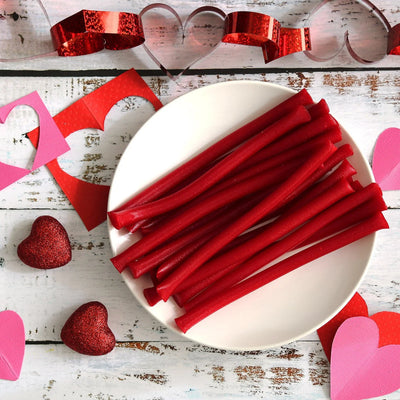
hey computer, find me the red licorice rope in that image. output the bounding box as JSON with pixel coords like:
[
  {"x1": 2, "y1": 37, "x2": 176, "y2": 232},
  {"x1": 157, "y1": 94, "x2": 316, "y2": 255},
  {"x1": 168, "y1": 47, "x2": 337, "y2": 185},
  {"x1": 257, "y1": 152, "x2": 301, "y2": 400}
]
[
  {"x1": 109, "y1": 105, "x2": 311, "y2": 229},
  {"x1": 155, "y1": 142, "x2": 335, "y2": 301},
  {"x1": 175, "y1": 212, "x2": 389, "y2": 333},
  {"x1": 109, "y1": 89, "x2": 313, "y2": 217},
  {"x1": 181, "y1": 183, "x2": 384, "y2": 310}
]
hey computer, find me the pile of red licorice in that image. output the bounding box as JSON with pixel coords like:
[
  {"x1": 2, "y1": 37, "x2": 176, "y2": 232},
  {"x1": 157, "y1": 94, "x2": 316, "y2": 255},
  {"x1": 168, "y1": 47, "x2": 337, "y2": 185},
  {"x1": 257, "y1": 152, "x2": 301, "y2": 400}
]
[{"x1": 108, "y1": 89, "x2": 388, "y2": 333}]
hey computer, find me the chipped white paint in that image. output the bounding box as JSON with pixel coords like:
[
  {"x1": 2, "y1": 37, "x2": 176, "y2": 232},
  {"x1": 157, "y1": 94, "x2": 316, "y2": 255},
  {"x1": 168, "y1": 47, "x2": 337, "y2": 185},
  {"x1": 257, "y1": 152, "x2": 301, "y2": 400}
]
[{"x1": 0, "y1": 0, "x2": 400, "y2": 398}]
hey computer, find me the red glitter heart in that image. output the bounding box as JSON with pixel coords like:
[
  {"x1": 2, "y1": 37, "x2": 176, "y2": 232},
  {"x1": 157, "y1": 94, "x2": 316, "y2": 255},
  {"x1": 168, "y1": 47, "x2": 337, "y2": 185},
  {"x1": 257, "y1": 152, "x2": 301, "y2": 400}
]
[
  {"x1": 17, "y1": 215, "x2": 72, "y2": 269},
  {"x1": 61, "y1": 302, "x2": 116, "y2": 356}
]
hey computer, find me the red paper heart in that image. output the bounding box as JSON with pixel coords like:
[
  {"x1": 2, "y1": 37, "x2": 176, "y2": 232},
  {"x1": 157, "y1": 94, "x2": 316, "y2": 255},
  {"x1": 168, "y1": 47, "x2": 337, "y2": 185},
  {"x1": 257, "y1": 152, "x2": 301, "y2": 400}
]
[
  {"x1": 318, "y1": 293, "x2": 400, "y2": 360},
  {"x1": 371, "y1": 311, "x2": 400, "y2": 347},
  {"x1": 140, "y1": 5, "x2": 225, "y2": 79},
  {"x1": 17, "y1": 215, "x2": 72, "y2": 269},
  {"x1": 61, "y1": 302, "x2": 115, "y2": 356}
]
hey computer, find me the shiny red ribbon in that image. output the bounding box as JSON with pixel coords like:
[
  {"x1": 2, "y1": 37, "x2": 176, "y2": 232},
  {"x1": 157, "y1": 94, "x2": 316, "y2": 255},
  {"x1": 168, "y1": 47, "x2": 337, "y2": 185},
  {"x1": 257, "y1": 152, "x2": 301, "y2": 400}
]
[
  {"x1": 222, "y1": 12, "x2": 310, "y2": 63},
  {"x1": 50, "y1": 10, "x2": 145, "y2": 56}
]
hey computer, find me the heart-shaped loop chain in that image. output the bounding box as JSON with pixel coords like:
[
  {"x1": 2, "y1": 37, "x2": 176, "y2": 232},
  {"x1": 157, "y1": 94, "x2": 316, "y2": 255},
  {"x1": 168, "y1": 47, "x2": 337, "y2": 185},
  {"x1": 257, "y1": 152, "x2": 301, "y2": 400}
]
[
  {"x1": 140, "y1": 4, "x2": 226, "y2": 80},
  {"x1": 305, "y1": 0, "x2": 395, "y2": 63},
  {"x1": 4, "y1": 0, "x2": 399, "y2": 66}
]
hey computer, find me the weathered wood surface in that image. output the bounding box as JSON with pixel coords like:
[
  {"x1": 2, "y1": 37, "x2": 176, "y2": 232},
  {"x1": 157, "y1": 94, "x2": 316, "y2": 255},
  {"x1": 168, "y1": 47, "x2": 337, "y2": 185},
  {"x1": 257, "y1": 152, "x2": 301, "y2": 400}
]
[{"x1": 1, "y1": 0, "x2": 400, "y2": 398}]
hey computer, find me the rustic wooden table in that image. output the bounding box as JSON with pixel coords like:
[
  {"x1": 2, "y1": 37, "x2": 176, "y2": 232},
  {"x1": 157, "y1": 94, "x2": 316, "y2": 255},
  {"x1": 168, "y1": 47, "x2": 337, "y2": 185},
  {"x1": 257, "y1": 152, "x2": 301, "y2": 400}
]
[{"x1": 1, "y1": 0, "x2": 399, "y2": 398}]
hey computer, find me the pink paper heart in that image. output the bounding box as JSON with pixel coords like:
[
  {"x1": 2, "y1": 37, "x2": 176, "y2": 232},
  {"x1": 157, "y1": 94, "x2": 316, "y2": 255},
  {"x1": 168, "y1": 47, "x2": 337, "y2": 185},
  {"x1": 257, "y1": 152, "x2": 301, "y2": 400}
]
[
  {"x1": 372, "y1": 128, "x2": 400, "y2": 191},
  {"x1": 140, "y1": 5, "x2": 225, "y2": 79},
  {"x1": 0, "y1": 311, "x2": 25, "y2": 381},
  {"x1": 331, "y1": 316, "x2": 400, "y2": 400}
]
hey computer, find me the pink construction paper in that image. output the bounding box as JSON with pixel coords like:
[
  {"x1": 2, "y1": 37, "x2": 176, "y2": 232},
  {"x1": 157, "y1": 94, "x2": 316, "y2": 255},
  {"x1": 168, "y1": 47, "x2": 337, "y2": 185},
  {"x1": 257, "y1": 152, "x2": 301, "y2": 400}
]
[
  {"x1": 331, "y1": 316, "x2": 400, "y2": 400},
  {"x1": 372, "y1": 127, "x2": 400, "y2": 191},
  {"x1": 0, "y1": 310, "x2": 25, "y2": 381},
  {"x1": 0, "y1": 91, "x2": 70, "y2": 191}
]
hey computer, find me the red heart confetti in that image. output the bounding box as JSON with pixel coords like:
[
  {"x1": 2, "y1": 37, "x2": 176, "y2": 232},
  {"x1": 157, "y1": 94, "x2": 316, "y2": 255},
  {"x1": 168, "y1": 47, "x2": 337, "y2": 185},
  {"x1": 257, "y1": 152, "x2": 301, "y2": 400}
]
[
  {"x1": 17, "y1": 215, "x2": 72, "y2": 269},
  {"x1": 61, "y1": 302, "x2": 115, "y2": 356}
]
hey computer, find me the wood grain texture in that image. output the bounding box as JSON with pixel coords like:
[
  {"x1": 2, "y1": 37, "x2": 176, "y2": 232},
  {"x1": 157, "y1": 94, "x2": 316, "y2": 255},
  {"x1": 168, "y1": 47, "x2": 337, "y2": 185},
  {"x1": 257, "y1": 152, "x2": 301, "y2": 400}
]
[
  {"x1": 0, "y1": 0, "x2": 400, "y2": 398},
  {"x1": 0, "y1": 342, "x2": 331, "y2": 400}
]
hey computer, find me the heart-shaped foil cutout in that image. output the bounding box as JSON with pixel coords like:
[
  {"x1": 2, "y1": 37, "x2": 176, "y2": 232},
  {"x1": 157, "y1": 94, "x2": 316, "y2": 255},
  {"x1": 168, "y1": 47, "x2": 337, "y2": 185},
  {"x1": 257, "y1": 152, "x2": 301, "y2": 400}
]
[
  {"x1": 0, "y1": 0, "x2": 56, "y2": 61},
  {"x1": 140, "y1": 4, "x2": 226, "y2": 80},
  {"x1": 305, "y1": 0, "x2": 390, "y2": 63}
]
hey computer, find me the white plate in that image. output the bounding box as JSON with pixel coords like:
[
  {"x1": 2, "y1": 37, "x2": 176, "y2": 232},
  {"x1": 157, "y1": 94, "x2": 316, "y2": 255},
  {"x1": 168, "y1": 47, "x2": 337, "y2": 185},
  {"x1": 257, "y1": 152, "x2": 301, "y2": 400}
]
[{"x1": 108, "y1": 80, "x2": 375, "y2": 351}]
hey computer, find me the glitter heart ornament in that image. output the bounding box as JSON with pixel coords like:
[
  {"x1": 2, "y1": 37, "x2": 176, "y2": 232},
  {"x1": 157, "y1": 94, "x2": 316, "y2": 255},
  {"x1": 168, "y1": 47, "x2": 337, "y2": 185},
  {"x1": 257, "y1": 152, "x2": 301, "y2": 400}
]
[
  {"x1": 17, "y1": 215, "x2": 72, "y2": 269},
  {"x1": 0, "y1": 311, "x2": 25, "y2": 381},
  {"x1": 61, "y1": 302, "x2": 116, "y2": 356}
]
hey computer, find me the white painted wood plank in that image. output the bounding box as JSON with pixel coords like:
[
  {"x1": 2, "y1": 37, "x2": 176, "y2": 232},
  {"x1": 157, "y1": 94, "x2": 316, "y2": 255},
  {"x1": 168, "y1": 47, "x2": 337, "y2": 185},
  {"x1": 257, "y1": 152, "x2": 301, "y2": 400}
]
[
  {"x1": 0, "y1": 0, "x2": 398, "y2": 71},
  {"x1": 0, "y1": 342, "x2": 331, "y2": 400},
  {"x1": 1, "y1": 340, "x2": 400, "y2": 400}
]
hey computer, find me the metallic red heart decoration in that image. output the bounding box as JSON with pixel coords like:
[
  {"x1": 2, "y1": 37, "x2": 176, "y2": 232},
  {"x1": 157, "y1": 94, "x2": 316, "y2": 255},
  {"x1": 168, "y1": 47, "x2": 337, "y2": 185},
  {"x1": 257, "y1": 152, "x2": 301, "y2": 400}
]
[
  {"x1": 17, "y1": 215, "x2": 72, "y2": 269},
  {"x1": 61, "y1": 302, "x2": 115, "y2": 356}
]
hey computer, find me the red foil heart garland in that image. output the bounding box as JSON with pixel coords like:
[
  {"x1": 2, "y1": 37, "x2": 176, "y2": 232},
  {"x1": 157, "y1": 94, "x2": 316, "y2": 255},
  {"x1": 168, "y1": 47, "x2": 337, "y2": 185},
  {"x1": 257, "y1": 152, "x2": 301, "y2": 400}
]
[
  {"x1": 1, "y1": 0, "x2": 399, "y2": 67},
  {"x1": 49, "y1": 6, "x2": 310, "y2": 63}
]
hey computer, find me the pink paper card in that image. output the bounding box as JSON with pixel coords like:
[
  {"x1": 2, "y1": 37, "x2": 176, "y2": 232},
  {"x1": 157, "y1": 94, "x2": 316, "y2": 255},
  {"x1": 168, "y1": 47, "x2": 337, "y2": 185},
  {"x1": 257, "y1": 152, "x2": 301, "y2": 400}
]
[
  {"x1": 0, "y1": 92, "x2": 70, "y2": 190},
  {"x1": 0, "y1": 310, "x2": 25, "y2": 381},
  {"x1": 28, "y1": 69, "x2": 163, "y2": 231},
  {"x1": 372, "y1": 127, "x2": 400, "y2": 191}
]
